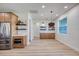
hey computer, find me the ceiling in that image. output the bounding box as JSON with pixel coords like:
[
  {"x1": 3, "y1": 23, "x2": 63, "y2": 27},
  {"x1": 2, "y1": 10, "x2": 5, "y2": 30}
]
[{"x1": 0, "y1": 3, "x2": 78, "y2": 21}]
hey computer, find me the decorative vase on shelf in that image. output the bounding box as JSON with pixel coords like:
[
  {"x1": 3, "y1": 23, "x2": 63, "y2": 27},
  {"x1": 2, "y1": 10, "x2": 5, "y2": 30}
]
[{"x1": 16, "y1": 20, "x2": 23, "y2": 25}]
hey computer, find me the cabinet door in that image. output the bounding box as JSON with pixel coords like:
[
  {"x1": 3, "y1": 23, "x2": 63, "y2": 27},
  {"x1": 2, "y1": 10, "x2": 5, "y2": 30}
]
[
  {"x1": 0, "y1": 13, "x2": 5, "y2": 22},
  {"x1": 4, "y1": 13, "x2": 11, "y2": 22},
  {"x1": 11, "y1": 14, "x2": 18, "y2": 35},
  {"x1": 40, "y1": 33, "x2": 48, "y2": 39},
  {"x1": 40, "y1": 33, "x2": 55, "y2": 39},
  {"x1": 48, "y1": 33, "x2": 55, "y2": 39}
]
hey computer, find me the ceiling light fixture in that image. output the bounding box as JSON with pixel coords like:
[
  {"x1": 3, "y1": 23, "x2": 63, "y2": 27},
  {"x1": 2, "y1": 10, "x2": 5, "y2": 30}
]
[
  {"x1": 64, "y1": 6, "x2": 68, "y2": 9},
  {"x1": 42, "y1": 5, "x2": 46, "y2": 8},
  {"x1": 51, "y1": 10, "x2": 53, "y2": 14},
  {"x1": 48, "y1": 10, "x2": 54, "y2": 28}
]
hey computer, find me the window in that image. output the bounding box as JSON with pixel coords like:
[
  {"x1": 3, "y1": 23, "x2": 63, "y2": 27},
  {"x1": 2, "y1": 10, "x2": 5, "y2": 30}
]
[{"x1": 59, "y1": 17, "x2": 67, "y2": 34}]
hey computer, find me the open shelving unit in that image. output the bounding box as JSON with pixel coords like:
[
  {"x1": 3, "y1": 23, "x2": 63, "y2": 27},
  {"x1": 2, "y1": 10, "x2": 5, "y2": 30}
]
[
  {"x1": 16, "y1": 24, "x2": 27, "y2": 30},
  {"x1": 16, "y1": 21, "x2": 27, "y2": 35}
]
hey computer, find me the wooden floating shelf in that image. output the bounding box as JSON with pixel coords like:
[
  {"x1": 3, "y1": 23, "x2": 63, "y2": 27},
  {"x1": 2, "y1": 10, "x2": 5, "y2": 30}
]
[
  {"x1": 16, "y1": 24, "x2": 26, "y2": 26},
  {"x1": 16, "y1": 29, "x2": 27, "y2": 30}
]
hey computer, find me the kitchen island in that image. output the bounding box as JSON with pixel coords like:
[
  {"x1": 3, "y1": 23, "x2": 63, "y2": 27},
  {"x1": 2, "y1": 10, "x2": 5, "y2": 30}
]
[{"x1": 40, "y1": 31, "x2": 55, "y2": 39}]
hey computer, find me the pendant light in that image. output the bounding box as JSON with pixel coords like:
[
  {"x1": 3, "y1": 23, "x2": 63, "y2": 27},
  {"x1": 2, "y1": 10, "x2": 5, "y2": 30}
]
[{"x1": 48, "y1": 10, "x2": 55, "y2": 29}]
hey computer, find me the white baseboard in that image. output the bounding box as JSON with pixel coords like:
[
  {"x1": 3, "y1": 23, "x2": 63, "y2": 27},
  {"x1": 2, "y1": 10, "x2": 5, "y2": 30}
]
[{"x1": 57, "y1": 39, "x2": 79, "y2": 52}]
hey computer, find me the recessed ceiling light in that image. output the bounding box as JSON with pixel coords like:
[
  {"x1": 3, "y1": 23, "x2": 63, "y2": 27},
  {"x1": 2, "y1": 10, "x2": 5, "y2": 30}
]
[
  {"x1": 64, "y1": 6, "x2": 68, "y2": 9},
  {"x1": 42, "y1": 5, "x2": 46, "y2": 8}
]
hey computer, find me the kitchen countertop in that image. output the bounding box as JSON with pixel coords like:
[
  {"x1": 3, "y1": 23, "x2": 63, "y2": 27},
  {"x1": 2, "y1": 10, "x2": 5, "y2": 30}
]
[{"x1": 40, "y1": 30, "x2": 55, "y2": 33}]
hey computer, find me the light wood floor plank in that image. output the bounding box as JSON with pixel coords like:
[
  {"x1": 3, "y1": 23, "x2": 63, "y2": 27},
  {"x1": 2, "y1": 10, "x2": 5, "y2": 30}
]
[{"x1": 0, "y1": 39, "x2": 79, "y2": 56}]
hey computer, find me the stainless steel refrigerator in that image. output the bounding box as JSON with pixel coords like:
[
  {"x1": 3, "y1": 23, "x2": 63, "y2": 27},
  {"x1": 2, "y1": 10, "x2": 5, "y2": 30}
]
[{"x1": 0, "y1": 22, "x2": 11, "y2": 50}]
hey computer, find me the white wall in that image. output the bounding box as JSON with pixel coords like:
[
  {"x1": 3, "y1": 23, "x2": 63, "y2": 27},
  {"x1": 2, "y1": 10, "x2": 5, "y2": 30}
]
[
  {"x1": 33, "y1": 22, "x2": 40, "y2": 38},
  {"x1": 28, "y1": 14, "x2": 34, "y2": 42},
  {"x1": 55, "y1": 5, "x2": 79, "y2": 52}
]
